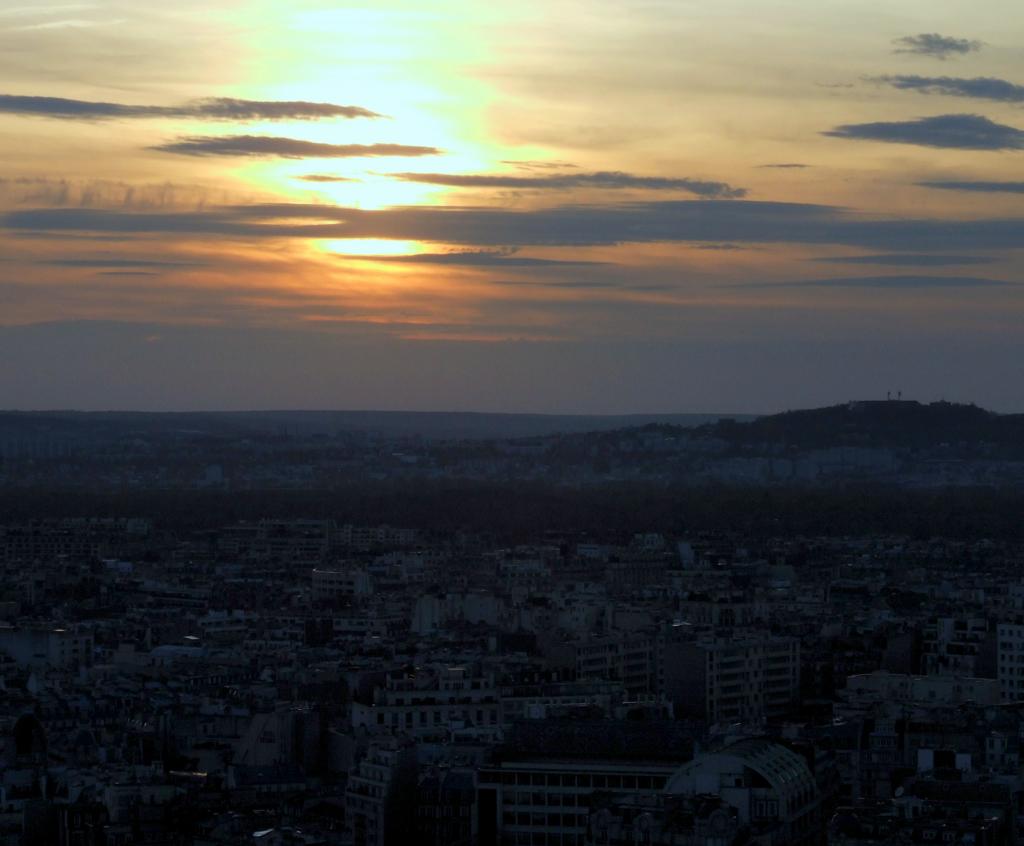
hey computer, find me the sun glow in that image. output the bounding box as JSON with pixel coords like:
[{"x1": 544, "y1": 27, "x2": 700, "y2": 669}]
[
  {"x1": 319, "y1": 238, "x2": 426, "y2": 257},
  {"x1": 229, "y1": 2, "x2": 500, "y2": 210},
  {"x1": 287, "y1": 168, "x2": 443, "y2": 211}
]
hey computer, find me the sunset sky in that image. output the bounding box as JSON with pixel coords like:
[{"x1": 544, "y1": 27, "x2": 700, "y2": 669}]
[{"x1": 2, "y1": 0, "x2": 1023, "y2": 413}]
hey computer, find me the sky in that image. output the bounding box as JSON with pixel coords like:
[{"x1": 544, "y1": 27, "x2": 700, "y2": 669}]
[{"x1": 1, "y1": 0, "x2": 1023, "y2": 413}]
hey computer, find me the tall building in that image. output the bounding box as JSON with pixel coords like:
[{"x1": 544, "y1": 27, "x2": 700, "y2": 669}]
[
  {"x1": 921, "y1": 616, "x2": 993, "y2": 678},
  {"x1": 345, "y1": 738, "x2": 416, "y2": 846},
  {"x1": 664, "y1": 635, "x2": 800, "y2": 726},
  {"x1": 996, "y1": 619, "x2": 1024, "y2": 702},
  {"x1": 416, "y1": 768, "x2": 477, "y2": 846},
  {"x1": 575, "y1": 632, "x2": 658, "y2": 696}
]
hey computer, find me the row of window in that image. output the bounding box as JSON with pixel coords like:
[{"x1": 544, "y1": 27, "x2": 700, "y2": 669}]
[
  {"x1": 503, "y1": 811, "x2": 584, "y2": 827},
  {"x1": 505, "y1": 791, "x2": 606, "y2": 808},
  {"x1": 487, "y1": 772, "x2": 666, "y2": 790},
  {"x1": 373, "y1": 708, "x2": 499, "y2": 726},
  {"x1": 504, "y1": 833, "x2": 585, "y2": 846}
]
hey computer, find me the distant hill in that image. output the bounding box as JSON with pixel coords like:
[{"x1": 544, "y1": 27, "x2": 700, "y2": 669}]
[
  {"x1": 699, "y1": 400, "x2": 1024, "y2": 451},
  {"x1": 3, "y1": 402, "x2": 1021, "y2": 449},
  {"x1": 0, "y1": 409, "x2": 753, "y2": 442}
]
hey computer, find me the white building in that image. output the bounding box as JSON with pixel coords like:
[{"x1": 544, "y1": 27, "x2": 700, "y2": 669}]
[
  {"x1": 345, "y1": 738, "x2": 416, "y2": 846},
  {"x1": 351, "y1": 666, "x2": 501, "y2": 740},
  {"x1": 996, "y1": 619, "x2": 1024, "y2": 702},
  {"x1": 0, "y1": 625, "x2": 93, "y2": 669},
  {"x1": 664, "y1": 635, "x2": 800, "y2": 725},
  {"x1": 478, "y1": 758, "x2": 678, "y2": 846},
  {"x1": 311, "y1": 568, "x2": 372, "y2": 603},
  {"x1": 843, "y1": 671, "x2": 999, "y2": 708}
]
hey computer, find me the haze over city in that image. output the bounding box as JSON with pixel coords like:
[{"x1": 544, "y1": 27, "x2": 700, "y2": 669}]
[{"x1": 1, "y1": 1, "x2": 1023, "y2": 412}]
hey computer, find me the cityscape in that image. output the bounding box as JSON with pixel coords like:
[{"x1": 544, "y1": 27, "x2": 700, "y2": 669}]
[
  {"x1": 3, "y1": 399, "x2": 1024, "y2": 844},
  {"x1": 3, "y1": 0, "x2": 1024, "y2": 843}
]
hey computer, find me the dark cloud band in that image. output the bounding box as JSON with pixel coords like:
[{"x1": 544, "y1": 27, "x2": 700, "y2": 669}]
[
  {"x1": 893, "y1": 33, "x2": 982, "y2": 60},
  {"x1": 387, "y1": 171, "x2": 746, "y2": 198},
  {"x1": 824, "y1": 114, "x2": 1024, "y2": 150},
  {"x1": 8, "y1": 199, "x2": 1024, "y2": 252},
  {"x1": 813, "y1": 254, "x2": 994, "y2": 267},
  {"x1": 0, "y1": 94, "x2": 380, "y2": 121},
  {"x1": 918, "y1": 180, "x2": 1024, "y2": 194},
  {"x1": 876, "y1": 75, "x2": 1024, "y2": 103},
  {"x1": 152, "y1": 136, "x2": 441, "y2": 158},
  {"x1": 296, "y1": 175, "x2": 361, "y2": 183},
  {"x1": 346, "y1": 250, "x2": 606, "y2": 267},
  {"x1": 787, "y1": 275, "x2": 1012, "y2": 288},
  {"x1": 40, "y1": 258, "x2": 205, "y2": 269}
]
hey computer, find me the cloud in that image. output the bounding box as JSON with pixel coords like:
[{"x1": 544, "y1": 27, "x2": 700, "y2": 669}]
[
  {"x1": 917, "y1": 180, "x2": 1024, "y2": 194},
  {"x1": 0, "y1": 177, "x2": 242, "y2": 210},
  {"x1": 387, "y1": 170, "x2": 747, "y2": 198},
  {"x1": 345, "y1": 249, "x2": 607, "y2": 267},
  {"x1": 500, "y1": 160, "x2": 579, "y2": 171},
  {"x1": 813, "y1": 254, "x2": 995, "y2": 267},
  {"x1": 0, "y1": 94, "x2": 381, "y2": 121},
  {"x1": 490, "y1": 278, "x2": 641, "y2": 290},
  {"x1": 784, "y1": 275, "x2": 1013, "y2": 288},
  {"x1": 893, "y1": 33, "x2": 982, "y2": 60},
  {"x1": 758, "y1": 163, "x2": 810, "y2": 169},
  {"x1": 9, "y1": 199, "x2": 1024, "y2": 252},
  {"x1": 876, "y1": 75, "x2": 1024, "y2": 103},
  {"x1": 152, "y1": 136, "x2": 441, "y2": 158},
  {"x1": 40, "y1": 258, "x2": 205, "y2": 269},
  {"x1": 187, "y1": 99, "x2": 380, "y2": 121},
  {"x1": 296, "y1": 174, "x2": 361, "y2": 183},
  {"x1": 823, "y1": 114, "x2": 1024, "y2": 150}
]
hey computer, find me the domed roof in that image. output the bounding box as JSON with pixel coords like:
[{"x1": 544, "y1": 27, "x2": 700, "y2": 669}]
[{"x1": 664, "y1": 738, "x2": 815, "y2": 802}]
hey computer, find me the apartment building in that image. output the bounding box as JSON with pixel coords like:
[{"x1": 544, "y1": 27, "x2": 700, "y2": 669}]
[
  {"x1": 351, "y1": 666, "x2": 501, "y2": 741},
  {"x1": 664, "y1": 634, "x2": 800, "y2": 725}
]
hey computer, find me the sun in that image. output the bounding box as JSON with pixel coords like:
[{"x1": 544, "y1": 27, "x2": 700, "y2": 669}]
[{"x1": 318, "y1": 239, "x2": 427, "y2": 257}]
